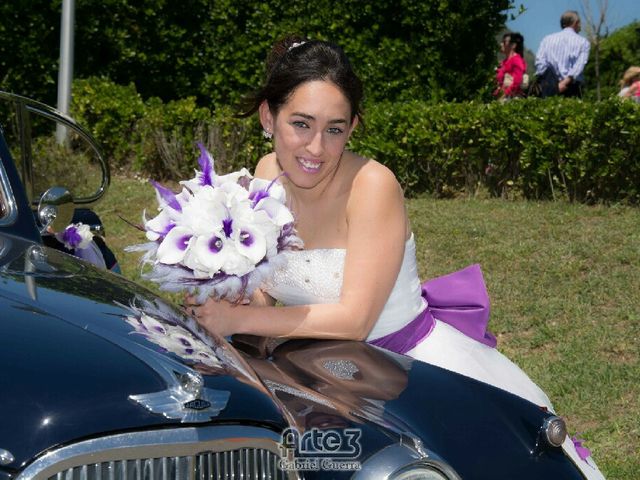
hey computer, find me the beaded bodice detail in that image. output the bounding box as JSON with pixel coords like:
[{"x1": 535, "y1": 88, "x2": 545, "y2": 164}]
[
  {"x1": 263, "y1": 235, "x2": 426, "y2": 340},
  {"x1": 264, "y1": 249, "x2": 345, "y2": 304}
]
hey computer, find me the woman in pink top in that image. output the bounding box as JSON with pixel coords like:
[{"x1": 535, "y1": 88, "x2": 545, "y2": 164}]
[{"x1": 494, "y1": 32, "x2": 527, "y2": 99}]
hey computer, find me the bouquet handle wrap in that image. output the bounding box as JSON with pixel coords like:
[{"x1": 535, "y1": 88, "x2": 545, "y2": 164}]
[{"x1": 422, "y1": 264, "x2": 496, "y2": 348}]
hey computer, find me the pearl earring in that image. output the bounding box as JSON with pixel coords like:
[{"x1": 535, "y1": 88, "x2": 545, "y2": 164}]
[{"x1": 262, "y1": 130, "x2": 272, "y2": 139}]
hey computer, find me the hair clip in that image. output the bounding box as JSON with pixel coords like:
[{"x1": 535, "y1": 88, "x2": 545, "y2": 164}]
[{"x1": 288, "y1": 41, "x2": 306, "y2": 52}]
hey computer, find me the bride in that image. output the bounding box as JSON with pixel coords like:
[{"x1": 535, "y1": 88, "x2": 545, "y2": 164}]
[
  {"x1": 189, "y1": 36, "x2": 602, "y2": 476},
  {"x1": 190, "y1": 35, "x2": 549, "y2": 405}
]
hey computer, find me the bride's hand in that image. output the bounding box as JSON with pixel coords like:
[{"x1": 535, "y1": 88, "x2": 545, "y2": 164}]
[{"x1": 185, "y1": 294, "x2": 241, "y2": 338}]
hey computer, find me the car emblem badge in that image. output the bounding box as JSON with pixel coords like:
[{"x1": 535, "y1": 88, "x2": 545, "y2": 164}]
[
  {"x1": 184, "y1": 398, "x2": 212, "y2": 410},
  {"x1": 86, "y1": 317, "x2": 230, "y2": 423}
]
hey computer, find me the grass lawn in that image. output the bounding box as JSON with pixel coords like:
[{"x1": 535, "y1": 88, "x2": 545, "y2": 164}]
[{"x1": 97, "y1": 175, "x2": 639, "y2": 479}]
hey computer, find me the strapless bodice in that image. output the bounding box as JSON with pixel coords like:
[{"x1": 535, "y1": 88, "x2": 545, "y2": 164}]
[{"x1": 263, "y1": 235, "x2": 427, "y2": 340}]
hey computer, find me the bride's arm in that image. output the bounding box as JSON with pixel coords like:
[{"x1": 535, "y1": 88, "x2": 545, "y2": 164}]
[
  {"x1": 193, "y1": 160, "x2": 407, "y2": 340},
  {"x1": 250, "y1": 289, "x2": 276, "y2": 307}
]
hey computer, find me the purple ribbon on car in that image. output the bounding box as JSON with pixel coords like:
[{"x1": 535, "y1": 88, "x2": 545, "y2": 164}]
[{"x1": 368, "y1": 264, "x2": 497, "y2": 354}]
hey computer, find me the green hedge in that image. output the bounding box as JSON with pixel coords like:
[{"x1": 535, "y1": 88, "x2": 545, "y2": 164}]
[
  {"x1": 351, "y1": 98, "x2": 640, "y2": 203},
  {"x1": 71, "y1": 77, "x2": 269, "y2": 178},
  {"x1": 71, "y1": 78, "x2": 640, "y2": 204}
]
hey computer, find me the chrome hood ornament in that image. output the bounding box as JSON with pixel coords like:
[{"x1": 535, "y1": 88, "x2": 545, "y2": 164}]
[
  {"x1": 130, "y1": 369, "x2": 230, "y2": 423},
  {"x1": 120, "y1": 338, "x2": 230, "y2": 423},
  {"x1": 87, "y1": 318, "x2": 230, "y2": 423}
]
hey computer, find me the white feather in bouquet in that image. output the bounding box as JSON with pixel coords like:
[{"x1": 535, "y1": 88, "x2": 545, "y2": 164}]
[{"x1": 126, "y1": 143, "x2": 302, "y2": 303}]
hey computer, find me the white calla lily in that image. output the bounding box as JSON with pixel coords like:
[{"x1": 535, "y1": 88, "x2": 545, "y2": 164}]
[
  {"x1": 233, "y1": 224, "x2": 267, "y2": 264},
  {"x1": 185, "y1": 233, "x2": 228, "y2": 276},
  {"x1": 215, "y1": 168, "x2": 252, "y2": 187},
  {"x1": 138, "y1": 313, "x2": 167, "y2": 335},
  {"x1": 221, "y1": 247, "x2": 255, "y2": 276},
  {"x1": 156, "y1": 226, "x2": 194, "y2": 264},
  {"x1": 219, "y1": 181, "x2": 250, "y2": 205},
  {"x1": 180, "y1": 187, "x2": 228, "y2": 235},
  {"x1": 144, "y1": 209, "x2": 176, "y2": 241},
  {"x1": 248, "y1": 177, "x2": 287, "y2": 204},
  {"x1": 254, "y1": 196, "x2": 295, "y2": 226},
  {"x1": 252, "y1": 210, "x2": 281, "y2": 257}
]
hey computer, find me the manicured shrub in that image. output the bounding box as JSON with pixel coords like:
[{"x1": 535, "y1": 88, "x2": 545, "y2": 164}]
[
  {"x1": 350, "y1": 98, "x2": 640, "y2": 203},
  {"x1": 71, "y1": 77, "x2": 145, "y2": 168},
  {"x1": 73, "y1": 78, "x2": 640, "y2": 204}
]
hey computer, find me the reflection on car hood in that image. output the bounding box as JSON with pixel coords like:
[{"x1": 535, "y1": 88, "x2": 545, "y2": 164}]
[
  {"x1": 0, "y1": 234, "x2": 289, "y2": 468},
  {"x1": 232, "y1": 338, "x2": 585, "y2": 480}
]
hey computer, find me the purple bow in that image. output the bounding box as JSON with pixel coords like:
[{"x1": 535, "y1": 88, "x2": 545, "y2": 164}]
[
  {"x1": 369, "y1": 264, "x2": 496, "y2": 354},
  {"x1": 422, "y1": 264, "x2": 496, "y2": 348}
]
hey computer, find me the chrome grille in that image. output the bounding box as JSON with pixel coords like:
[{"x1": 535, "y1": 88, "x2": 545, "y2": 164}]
[
  {"x1": 17, "y1": 426, "x2": 297, "y2": 480},
  {"x1": 48, "y1": 448, "x2": 286, "y2": 480}
]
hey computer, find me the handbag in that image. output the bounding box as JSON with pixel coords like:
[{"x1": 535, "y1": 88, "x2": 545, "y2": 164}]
[{"x1": 529, "y1": 69, "x2": 558, "y2": 98}]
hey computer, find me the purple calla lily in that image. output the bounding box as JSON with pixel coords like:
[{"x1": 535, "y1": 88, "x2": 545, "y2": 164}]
[
  {"x1": 56, "y1": 222, "x2": 94, "y2": 250},
  {"x1": 571, "y1": 436, "x2": 592, "y2": 463},
  {"x1": 197, "y1": 142, "x2": 214, "y2": 186},
  {"x1": 151, "y1": 180, "x2": 182, "y2": 212}
]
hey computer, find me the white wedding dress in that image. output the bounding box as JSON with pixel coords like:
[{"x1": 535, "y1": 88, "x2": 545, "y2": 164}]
[
  {"x1": 264, "y1": 234, "x2": 553, "y2": 408},
  {"x1": 263, "y1": 235, "x2": 606, "y2": 479}
]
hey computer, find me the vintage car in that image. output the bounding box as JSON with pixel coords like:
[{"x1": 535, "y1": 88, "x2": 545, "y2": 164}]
[{"x1": 0, "y1": 92, "x2": 604, "y2": 479}]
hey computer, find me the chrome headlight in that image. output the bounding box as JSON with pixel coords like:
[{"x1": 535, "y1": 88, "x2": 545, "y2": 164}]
[
  {"x1": 353, "y1": 442, "x2": 461, "y2": 480},
  {"x1": 389, "y1": 462, "x2": 455, "y2": 480},
  {"x1": 542, "y1": 415, "x2": 567, "y2": 448}
]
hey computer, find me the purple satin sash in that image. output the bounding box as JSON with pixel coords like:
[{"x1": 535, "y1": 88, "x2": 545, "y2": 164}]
[{"x1": 368, "y1": 264, "x2": 497, "y2": 354}]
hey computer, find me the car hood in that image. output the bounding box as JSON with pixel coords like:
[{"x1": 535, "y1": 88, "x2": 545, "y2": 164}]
[
  {"x1": 0, "y1": 234, "x2": 290, "y2": 468},
  {"x1": 238, "y1": 338, "x2": 585, "y2": 480},
  {"x1": 0, "y1": 234, "x2": 584, "y2": 479}
]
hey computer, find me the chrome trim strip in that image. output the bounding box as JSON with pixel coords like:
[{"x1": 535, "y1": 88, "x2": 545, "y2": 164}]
[
  {"x1": 0, "y1": 153, "x2": 18, "y2": 226},
  {"x1": 15, "y1": 425, "x2": 297, "y2": 480},
  {"x1": 15, "y1": 101, "x2": 34, "y2": 203}
]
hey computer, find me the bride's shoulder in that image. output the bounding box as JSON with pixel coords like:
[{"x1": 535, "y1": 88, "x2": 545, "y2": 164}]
[
  {"x1": 254, "y1": 152, "x2": 279, "y2": 180},
  {"x1": 349, "y1": 154, "x2": 402, "y2": 193}
]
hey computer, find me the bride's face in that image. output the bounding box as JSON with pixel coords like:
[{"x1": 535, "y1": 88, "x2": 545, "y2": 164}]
[{"x1": 261, "y1": 80, "x2": 357, "y2": 190}]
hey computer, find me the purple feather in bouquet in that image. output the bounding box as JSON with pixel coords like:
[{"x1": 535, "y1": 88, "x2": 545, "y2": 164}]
[{"x1": 126, "y1": 143, "x2": 302, "y2": 303}]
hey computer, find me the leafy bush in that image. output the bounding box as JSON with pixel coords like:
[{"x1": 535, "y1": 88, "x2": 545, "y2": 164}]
[
  {"x1": 134, "y1": 101, "x2": 271, "y2": 179},
  {"x1": 72, "y1": 77, "x2": 270, "y2": 178},
  {"x1": 73, "y1": 78, "x2": 640, "y2": 204},
  {"x1": 71, "y1": 77, "x2": 145, "y2": 167},
  {"x1": 584, "y1": 21, "x2": 640, "y2": 95},
  {"x1": 351, "y1": 98, "x2": 640, "y2": 203},
  {"x1": 133, "y1": 96, "x2": 212, "y2": 178},
  {"x1": 1, "y1": 0, "x2": 510, "y2": 105}
]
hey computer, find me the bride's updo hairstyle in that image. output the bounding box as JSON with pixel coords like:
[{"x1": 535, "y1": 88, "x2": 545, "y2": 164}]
[{"x1": 240, "y1": 35, "x2": 363, "y2": 124}]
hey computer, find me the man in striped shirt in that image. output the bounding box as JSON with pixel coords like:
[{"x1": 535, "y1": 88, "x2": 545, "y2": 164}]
[{"x1": 534, "y1": 11, "x2": 591, "y2": 98}]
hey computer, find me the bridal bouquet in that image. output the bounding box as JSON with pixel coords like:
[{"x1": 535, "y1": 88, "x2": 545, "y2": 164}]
[{"x1": 127, "y1": 144, "x2": 302, "y2": 303}]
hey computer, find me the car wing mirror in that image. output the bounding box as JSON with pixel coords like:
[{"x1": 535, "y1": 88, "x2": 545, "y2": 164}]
[{"x1": 37, "y1": 186, "x2": 74, "y2": 234}]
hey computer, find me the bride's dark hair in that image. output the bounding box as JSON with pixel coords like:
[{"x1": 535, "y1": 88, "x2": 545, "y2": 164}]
[{"x1": 239, "y1": 35, "x2": 363, "y2": 124}]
